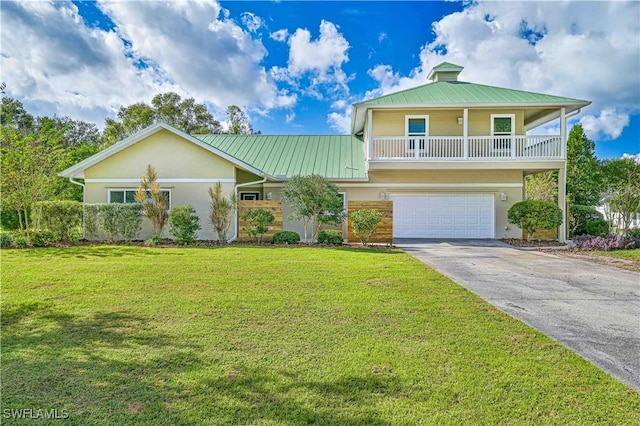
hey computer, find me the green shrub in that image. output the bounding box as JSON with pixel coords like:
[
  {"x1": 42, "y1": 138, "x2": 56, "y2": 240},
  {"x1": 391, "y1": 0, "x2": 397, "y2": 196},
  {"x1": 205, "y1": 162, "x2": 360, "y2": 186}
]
[
  {"x1": 169, "y1": 205, "x2": 201, "y2": 245},
  {"x1": 508, "y1": 200, "x2": 563, "y2": 241},
  {"x1": 628, "y1": 228, "x2": 640, "y2": 238},
  {"x1": 1, "y1": 209, "x2": 21, "y2": 231},
  {"x1": 95, "y1": 203, "x2": 142, "y2": 242},
  {"x1": 0, "y1": 232, "x2": 15, "y2": 248},
  {"x1": 272, "y1": 231, "x2": 300, "y2": 244},
  {"x1": 84, "y1": 204, "x2": 100, "y2": 239},
  {"x1": 350, "y1": 209, "x2": 383, "y2": 246},
  {"x1": 30, "y1": 229, "x2": 57, "y2": 247},
  {"x1": 12, "y1": 233, "x2": 28, "y2": 248},
  {"x1": 145, "y1": 235, "x2": 163, "y2": 246},
  {"x1": 317, "y1": 229, "x2": 343, "y2": 245},
  {"x1": 584, "y1": 219, "x2": 609, "y2": 237},
  {"x1": 570, "y1": 205, "x2": 604, "y2": 237},
  {"x1": 119, "y1": 204, "x2": 143, "y2": 242},
  {"x1": 241, "y1": 208, "x2": 275, "y2": 244},
  {"x1": 32, "y1": 200, "x2": 83, "y2": 242}
]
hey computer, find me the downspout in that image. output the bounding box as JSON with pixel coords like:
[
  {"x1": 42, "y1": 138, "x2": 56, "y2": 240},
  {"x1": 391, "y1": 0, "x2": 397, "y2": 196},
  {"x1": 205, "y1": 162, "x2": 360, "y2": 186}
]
[
  {"x1": 228, "y1": 177, "x2": 267, "y2": 243},
  {"x1": 69, "y1": 178, "x2": 86, "y2": 238}
]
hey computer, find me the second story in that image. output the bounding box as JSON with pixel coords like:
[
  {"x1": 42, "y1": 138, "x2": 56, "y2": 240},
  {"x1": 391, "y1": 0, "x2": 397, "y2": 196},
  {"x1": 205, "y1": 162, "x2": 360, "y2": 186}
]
[{"x1": 351, "y1": 63, "x2": 591, "y2": 170}]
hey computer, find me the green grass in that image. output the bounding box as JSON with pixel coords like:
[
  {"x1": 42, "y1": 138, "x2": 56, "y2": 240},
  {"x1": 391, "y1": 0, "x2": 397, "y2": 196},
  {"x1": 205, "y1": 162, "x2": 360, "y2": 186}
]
[
  {"x1": 2, "y1": 246, "x2": 639, "y2": 425},
  {"x1": 593, "y1": 248, "x2": 640, "y2": 262}
]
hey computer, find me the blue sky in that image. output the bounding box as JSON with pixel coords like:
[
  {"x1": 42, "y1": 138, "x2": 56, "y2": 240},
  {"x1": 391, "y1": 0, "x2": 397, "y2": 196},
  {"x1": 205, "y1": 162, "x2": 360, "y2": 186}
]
[{"x1": 2, "y1": 1, "x2": 638, "y2": 159}]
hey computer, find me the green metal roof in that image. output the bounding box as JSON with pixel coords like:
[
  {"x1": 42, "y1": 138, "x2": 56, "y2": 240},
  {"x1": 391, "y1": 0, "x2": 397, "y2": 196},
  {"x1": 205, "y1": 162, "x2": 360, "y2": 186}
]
[
  {"x1": 355, "y1": 81, "x2": 589, "y2": 106},
  {"x1": 351, "y1": 80, "x2": 591, "y2": 134},
  {"x1": 195, "y1": 134, "x2": 367, "y2": 180}
]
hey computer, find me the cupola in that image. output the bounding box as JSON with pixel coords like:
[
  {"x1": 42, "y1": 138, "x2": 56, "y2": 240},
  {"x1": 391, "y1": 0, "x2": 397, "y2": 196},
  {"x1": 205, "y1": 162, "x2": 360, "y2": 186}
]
[{"x1": 427, "y1": 62, "x2": 464, "y2": 82}]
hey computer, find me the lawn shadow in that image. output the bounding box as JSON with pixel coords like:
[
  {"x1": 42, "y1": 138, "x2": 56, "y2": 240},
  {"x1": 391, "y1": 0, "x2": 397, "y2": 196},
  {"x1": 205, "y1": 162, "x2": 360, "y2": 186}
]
[
  {"x1": 196, "y1": 366, "x2": 398, "y2": 425},
  {"x1": 12, "y1": 246, "x2": 170, "y2": 259},
  {"x1": 1, "y1": 304, "x2": 201, "y2": 424}
]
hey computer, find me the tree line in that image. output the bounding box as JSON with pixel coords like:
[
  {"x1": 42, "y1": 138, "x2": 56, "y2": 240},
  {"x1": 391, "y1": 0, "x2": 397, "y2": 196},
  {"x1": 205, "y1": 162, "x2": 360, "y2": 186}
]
[
  {"x1": 0, "y1": 92, "x2": 256, "y2": 230},
  {"x1": 526, "y1": 124, "x2": 640, "y2": 236}
]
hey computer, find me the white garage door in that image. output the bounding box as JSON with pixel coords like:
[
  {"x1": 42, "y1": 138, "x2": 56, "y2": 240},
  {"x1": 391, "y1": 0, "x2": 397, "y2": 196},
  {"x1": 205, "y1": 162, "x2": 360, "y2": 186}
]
[{"x1": 391, "y1": 194, "x2": 495, "y2": 239}]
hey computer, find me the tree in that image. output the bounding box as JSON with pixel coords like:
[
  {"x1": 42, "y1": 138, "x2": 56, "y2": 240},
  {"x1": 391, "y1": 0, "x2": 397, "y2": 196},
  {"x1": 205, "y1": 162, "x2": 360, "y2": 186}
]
[
  {"x1": 508, "y1": 200, "x2": 563, "y2": 241},
  {"x1": 600, "y1": 158, "x2": 640, "y2": 235},
  {"x1": 241, "y1": 208, "x2": 275, "y2": 244},
  {"x1": 282, "y1": 174, "x2": 345, "y2": 244},
  {"x1": 225, "y1": 105, "x2": 253, "y2": 134},
  {"x1": 103, "y1": 93, "x2": 222, "y2": 146},
  {"x1": 0, "y1": 122, "x2": 66, "y2": 231},
  {"x1": 208, "y1": 182, "x2": 237, "y2": 243},
  {"x1": 135, "y1": 165, "x2": 169, "y2": 243},
  {"x1": 525, "y1": 171, "x2": 557, "y2": 202},
  {"x1": 566, "y1": 124, "x2": 600, "y2": 206},
  {"x1": 350, "y1": 209, "x2": 383, "y2": 246},
  {"x1": 1, "y1": 96, "x2": 35, "y2": 133}
]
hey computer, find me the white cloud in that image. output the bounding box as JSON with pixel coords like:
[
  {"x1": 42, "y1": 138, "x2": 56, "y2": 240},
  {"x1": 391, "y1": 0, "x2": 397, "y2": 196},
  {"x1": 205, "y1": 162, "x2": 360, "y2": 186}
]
[
  {"x1": 270, "y1": 29, "x2": 289, "y2": 42},
  {"x1": 327, "y1": 110, "x2": 351, "y2": 133},
  {"x1": 241, "y1": 12, "x2": 263, "y2": 33},
  {"x1": 0, "y1": 0, "x2": 295, "y2": 128},
  {"x1": 621, "y1": 153, "x2": 640, "y2": 163},
  {"x1": 580, "y1": 109, "x2": 630, "y2": 141},
  {"x1": 377, "y1": 32, "x2": 388, "y2": 43},
  {"x1": 287, "y1": 20, "x2": 349, "y2": 77},
  {"x1": 364, "y1": 0, "x2": 640, "y2": 140},
  {"x1": 285, "y1": 112, "x2": 295, "y2": 123}
]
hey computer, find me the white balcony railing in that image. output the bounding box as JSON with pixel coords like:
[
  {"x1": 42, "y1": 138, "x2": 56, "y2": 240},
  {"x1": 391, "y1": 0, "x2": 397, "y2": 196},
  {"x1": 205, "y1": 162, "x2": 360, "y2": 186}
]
[{"x1": 370, "y1": 135, "x2": 563, "y2": 161}]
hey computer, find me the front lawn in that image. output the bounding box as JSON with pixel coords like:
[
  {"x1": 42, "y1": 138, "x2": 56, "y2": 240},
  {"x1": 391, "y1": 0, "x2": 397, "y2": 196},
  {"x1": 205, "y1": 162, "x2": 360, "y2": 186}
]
[
  {"x1": 594, "y1": 248, "x2": 640, "y2": 262},
  {"x1": 2, "y1": 246, "x2": 639, "y2": 425}
]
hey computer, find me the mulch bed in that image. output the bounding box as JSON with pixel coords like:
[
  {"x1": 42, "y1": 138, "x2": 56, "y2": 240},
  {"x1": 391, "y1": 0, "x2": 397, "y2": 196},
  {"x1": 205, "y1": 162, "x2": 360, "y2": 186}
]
[{"x1": 501, "y1": 238, "x2": 566, "y2": 248}]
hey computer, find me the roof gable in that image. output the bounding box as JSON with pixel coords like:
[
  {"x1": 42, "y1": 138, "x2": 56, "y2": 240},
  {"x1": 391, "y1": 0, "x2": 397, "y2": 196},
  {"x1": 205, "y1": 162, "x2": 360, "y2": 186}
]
[{"x1": 59, "y1": 122, "x2": 268, "y2": 179}]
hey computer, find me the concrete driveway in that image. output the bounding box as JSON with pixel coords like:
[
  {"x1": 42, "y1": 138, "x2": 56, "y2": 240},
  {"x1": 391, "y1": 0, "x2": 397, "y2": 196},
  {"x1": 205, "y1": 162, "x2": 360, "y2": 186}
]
[{"x1": 395, "y1": 239, "x2": 640, "y2": 391}]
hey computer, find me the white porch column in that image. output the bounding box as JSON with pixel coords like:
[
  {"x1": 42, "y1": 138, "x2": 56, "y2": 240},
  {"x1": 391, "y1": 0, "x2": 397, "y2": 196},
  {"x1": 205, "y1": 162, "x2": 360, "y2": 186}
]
[
  {"x1": 367, "y1": 109, "x2": 373, "y2": 160},
  {"x1": 559, "y1": 107, "x2": 567, "y2": 241},
  {"x1": 560, "y1": 107, "x2": 566, "y2": 159},
  {"x1": 558, "y1": 167, "x2": 567, "y2": 242},
  {"x1": 463, "y1": 108, "x2": 469, "y2": 158}
]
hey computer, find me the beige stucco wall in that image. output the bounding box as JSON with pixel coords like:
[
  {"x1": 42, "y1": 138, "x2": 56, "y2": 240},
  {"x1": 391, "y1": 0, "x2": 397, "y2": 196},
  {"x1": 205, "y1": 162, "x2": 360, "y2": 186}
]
[
  {"x1": 371, "y1": 108, "x2": 525, "y2": 137},
  {"x1": 83, "y1": 129, "x2": 239, "y2": 241},
  {"x1": 85, "y1": 129, "x2": 235, "y2": 179}
]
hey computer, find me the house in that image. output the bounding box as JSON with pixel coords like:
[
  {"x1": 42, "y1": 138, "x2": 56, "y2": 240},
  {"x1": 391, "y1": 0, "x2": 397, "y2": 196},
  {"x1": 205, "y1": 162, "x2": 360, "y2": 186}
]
[{"x1": 59, "y1": 63, "x2": 591, "y2": 242}]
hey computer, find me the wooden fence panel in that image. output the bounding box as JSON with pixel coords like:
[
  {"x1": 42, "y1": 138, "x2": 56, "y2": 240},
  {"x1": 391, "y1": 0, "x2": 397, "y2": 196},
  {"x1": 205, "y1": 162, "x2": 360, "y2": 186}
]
[
  {"x1": 237, "y1": 201, "x2": 283, "y2": 242},
  {"x1": 347, "y1": 201, "x2": 393, "y2": 244}
]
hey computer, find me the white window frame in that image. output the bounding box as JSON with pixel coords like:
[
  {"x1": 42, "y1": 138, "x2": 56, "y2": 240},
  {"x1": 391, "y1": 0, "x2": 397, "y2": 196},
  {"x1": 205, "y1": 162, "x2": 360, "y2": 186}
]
[
  {"x1": 405, "y1": 115, "x2": 429, "y2": 154},
  {"x1": 239, "y1": 191, "x2": 261, "y2": 201},
  {"x1": 490, "y1": 114, "x2": 515, "y2": 153},
  {"x1": 108, "y1": 188, "x2": 172, "y2": 210}
]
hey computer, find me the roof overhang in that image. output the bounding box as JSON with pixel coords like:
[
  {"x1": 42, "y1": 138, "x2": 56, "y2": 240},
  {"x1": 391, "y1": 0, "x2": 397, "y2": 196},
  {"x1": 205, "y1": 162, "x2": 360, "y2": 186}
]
[
  {"x1": 58, "y1": 122, "x2": 273, "y2": 180},
  {"x1": 351, "y1": 101, "x2": 591, "y2": 135}
]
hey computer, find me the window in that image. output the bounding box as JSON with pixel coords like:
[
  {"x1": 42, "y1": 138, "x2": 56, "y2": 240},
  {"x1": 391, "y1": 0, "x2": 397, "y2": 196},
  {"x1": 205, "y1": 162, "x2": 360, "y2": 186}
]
[
  {"x1": 240, "y1": 191, "x2": 261, "y2": 201},
  {"x1": 108, "y1": 189, "x2": 171, "y2": 208},
  {"x1": 406, "y1": 116, "x2": 428, "y2": 152},
  {"x1": 491, "y1": 114, "x2": 515, "y2": 151}
]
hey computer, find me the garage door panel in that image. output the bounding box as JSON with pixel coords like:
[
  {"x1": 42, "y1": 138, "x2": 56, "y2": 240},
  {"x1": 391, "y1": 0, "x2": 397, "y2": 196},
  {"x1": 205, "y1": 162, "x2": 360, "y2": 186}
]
[{"x1": 392, "y1": 194, "x2": 495, "y2": 239}]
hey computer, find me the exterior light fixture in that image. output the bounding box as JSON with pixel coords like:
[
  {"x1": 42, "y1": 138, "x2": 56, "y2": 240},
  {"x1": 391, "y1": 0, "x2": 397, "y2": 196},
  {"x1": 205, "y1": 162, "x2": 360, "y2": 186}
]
[
  {"x1": 457, "y1": 117, "x2": 463, "y2": 125},
  {"x1": 379, "y1": 191, "x2": 386, "y2": 200},
  {"x1": 500, "y1": 192, "x2": 507, "y2": 201},
  {"x1": 266, "y1": 192, "x2": 273, "y2": 200}
]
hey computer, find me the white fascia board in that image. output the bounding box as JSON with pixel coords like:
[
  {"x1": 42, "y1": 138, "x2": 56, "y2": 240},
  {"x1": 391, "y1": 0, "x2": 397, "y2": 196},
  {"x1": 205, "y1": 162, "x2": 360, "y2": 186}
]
[
  {"x1": 58, "y1": 122, "x2": 273, "y2": 180},
  {"x1": 85, "y1": 178, "x2": 236, "y2": 184},
  {"x1": 264, "y1": 182, "x2": 523, "y2": 188}
]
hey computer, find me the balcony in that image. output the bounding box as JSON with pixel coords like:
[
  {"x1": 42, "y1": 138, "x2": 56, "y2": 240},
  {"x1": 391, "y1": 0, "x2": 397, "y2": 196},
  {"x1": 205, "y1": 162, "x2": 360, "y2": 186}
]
[{"x1": 369, "y1": 135, "x2": 564, "y2": 161}]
